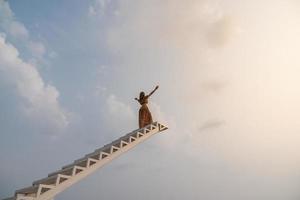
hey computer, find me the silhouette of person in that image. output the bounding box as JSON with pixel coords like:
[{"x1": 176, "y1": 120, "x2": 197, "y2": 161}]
[{"x1": 135, "y1": 85, "x2": 159, "y2": 128}]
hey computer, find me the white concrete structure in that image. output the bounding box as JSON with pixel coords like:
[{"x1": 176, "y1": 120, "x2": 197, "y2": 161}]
[{"x1": 3, "y1": 122, "x2": 168, "y2": 200}]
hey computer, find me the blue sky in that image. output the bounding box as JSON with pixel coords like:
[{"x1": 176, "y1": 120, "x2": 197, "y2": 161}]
[{"x1": 1, "y1": 0, "x2": 300, "y2": 199}]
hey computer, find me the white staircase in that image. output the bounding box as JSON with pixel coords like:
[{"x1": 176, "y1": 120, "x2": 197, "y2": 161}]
[{"x1": 3, "y1": 122, "x2": 168, "y2": 200}]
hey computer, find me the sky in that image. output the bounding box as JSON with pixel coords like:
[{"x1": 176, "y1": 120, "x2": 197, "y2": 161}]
[{"x1": 1, "y1": 0, "x2": 300, "y2": 199}]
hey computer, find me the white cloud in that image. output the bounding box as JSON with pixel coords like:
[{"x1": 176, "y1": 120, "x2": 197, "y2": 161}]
[
  {"x1": 48, "y1": 51, "x2": 58, "y2": 59},
  {"x1": 99, "y1": 94, "x2": 136, "y2": 134},
  {"x1": 0, "y1": 1, "x2": 26, "y2": 39},
  {"x1": 106, "y1": 94, "x2": 135, "y2": 122},
  {"x1": 28, "y1": 41, "x2": 46, "y2": 58},
  {"x1": 0, "y1": 2, "x2": 65, "y2": 136},
  {"x1": 88, "y1": 0, "x2": 111, "y2": 17},
  {"x1": 106, "y1": 0, "x2": 237, "y2": 54},
  {"x1": 8, "y1": 21, "x2": 29, "y2": 39},
  {"x1": 88, "y1": 5, "x2": 97, "y2": 16},
  {"x1": 150, "y1": 102, "x2": 175, "y2": 128},
  {"x1": 102, "y1": 0, "x2": 300, "y2": 177},
  {"x1": 0, "y1": 1, "x2": 46, "y2": 59},
  {"x1": 0, "y1": 35, "x2": 69, "y2": 135}
]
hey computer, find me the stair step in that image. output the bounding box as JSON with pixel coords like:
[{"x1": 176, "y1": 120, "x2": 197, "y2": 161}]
[
  {"x1": 62, "y1": 158, "x2": 98, "y2": 169},
  {"x1": 120, "y1": 140, "x2": 129, "y2": 147},
  {"x1": 96, "y1": 146, "x2": 112, "y2": 154},
  {"x1": 33, "y1": 174, "x2": 70, "y2": 186},
  {"x1": 15, "y1": 196, "x2": 34, "y2": 200},
  {"x1": 6, "y1": 122, "x2": 167, "y2": 200},
  {"x1": 110, "y1": 145, "x2": 120, "y2": 153},
  {"x1": 158, "y1": 123, "x2": 167, "y2": 131},
  {"x1": 129, "y1": 136, "x2": 137, "y2": 142},
  {"x1": 16, "y1": 184, "x2": 54, "y2": 197},
  {"x1": 16, "y1": 197, "x2": 33, "y2": 200},
  {"x1": 136, "y1": 131, "x2": 145, "y2": 138},
  {"x1": 1, "y1": 197, "x2": 15, "y2": 200},
  {"x1": 81, "y1": 151, "x2": 110, "y2": 162},
  {"x1": 48, "y1": 166, "x2": 85, "y2": 177},
  {"x1": 143, "y1": 127, "x2": 152, "y2": 133}
]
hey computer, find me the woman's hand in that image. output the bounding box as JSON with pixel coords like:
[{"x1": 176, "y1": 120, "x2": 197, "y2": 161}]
[{"x1": 148, "y1": 85, "x2": 159, "y2": 97}]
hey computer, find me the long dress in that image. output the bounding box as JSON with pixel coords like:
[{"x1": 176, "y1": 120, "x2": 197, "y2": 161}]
[{"x1": 138, "y1": 96, "x2": 153, "y2": 128}]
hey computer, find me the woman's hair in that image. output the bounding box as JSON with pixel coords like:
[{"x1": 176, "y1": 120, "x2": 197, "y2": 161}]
[{"x1": 139, "y1": 91, "x2": 145, "y2": 100}]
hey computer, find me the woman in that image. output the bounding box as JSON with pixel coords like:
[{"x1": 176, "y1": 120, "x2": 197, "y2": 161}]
[{"x1": 135, "y1": 85, "x2": 159, "y2": 128}]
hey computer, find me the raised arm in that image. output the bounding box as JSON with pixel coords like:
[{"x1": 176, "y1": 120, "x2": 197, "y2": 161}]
[{"x1": 148, "y1": 85, "x2": 159, "y2": 97}]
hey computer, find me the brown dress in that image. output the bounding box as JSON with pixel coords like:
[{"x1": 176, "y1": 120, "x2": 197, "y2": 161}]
[{"x1": 138, "y1": 96, "x2": 153, "y2": 128}]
